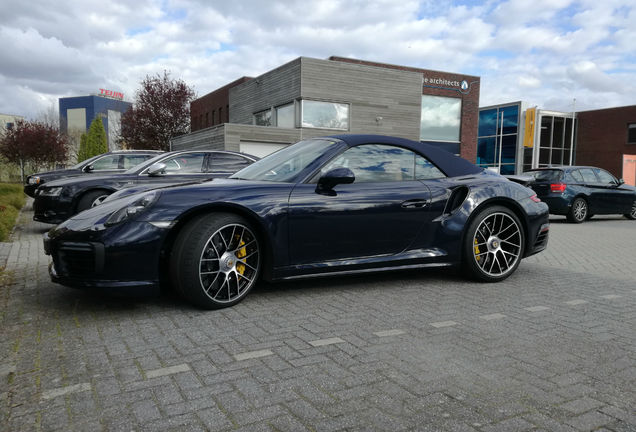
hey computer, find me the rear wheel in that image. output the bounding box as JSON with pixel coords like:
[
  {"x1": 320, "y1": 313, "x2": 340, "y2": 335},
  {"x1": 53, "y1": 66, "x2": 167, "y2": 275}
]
[
  {"x1": 625, "y1": 200, "x2": 636, "y2": 220},
  {"x1": 462, "y1": 206, "x2": 525, "y2": 282},
  {"x1": 567, "y1": 197, "x2": 587, "y2": 223},
  {"x1": 77, "y1": 190, "x2": 111, "y2": 213},
  {"x1": 170, "y1": 213, "x2": 261, "y2": 309}
]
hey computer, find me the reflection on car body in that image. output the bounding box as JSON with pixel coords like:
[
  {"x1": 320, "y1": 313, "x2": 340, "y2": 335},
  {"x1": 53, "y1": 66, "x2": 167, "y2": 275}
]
[{"x1": 44, "y1": 134, "x2": 550, "y2": 309}]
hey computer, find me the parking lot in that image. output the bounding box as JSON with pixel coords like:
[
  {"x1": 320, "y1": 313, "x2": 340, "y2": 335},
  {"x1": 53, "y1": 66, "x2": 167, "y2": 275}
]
[{"x1": 1, "y1": 201, "x2": 635, "y2": 432}]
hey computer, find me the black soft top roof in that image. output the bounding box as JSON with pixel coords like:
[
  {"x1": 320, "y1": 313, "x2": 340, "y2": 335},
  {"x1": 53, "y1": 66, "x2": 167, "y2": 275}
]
[{"x1": 328, "y1": 134, "x2": 483, "y2": 178}]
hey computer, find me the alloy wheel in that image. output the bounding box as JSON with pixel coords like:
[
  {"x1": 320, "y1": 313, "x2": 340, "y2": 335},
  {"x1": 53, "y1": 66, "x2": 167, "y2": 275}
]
[
  {"x1": 572, "y1": 199, "x2": 587, "y2": 221},
  {"x1": 91, "y1": 194, "x2": 109, "y2": 207},
  {"x1": 472, "y1": 212, "x2": 522, "y2": 277},
  {"x1": 198, "y1": 223, "x2": 260, "y2": 304}
]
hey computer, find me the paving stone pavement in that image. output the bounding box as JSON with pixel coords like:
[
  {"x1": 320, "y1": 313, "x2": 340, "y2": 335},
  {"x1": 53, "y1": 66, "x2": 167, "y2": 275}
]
[{"x1": 1, "y1": 202, "x2": 635, "y2": 431}]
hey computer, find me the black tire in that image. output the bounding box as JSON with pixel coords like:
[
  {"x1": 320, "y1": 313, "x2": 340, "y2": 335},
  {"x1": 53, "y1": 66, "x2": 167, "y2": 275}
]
[
  {"x1": 462, "y1": 205, "x2": 525, "y2": 283},
  {"x1": 566, "y1": 197, "x2": 587, "y2": 223},
  {"x1": 77, "y1": 190, "x2": 111, "y2": 213},
  {"x1": 170, "y1": 213, "x2": 261, "y2": 309},
  {"x1": 624, "y1": 200, "x2": 636, "y2": 220}
]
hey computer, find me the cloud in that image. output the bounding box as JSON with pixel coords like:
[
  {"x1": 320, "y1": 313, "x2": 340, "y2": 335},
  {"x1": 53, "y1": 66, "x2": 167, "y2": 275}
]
[{"x1": 0, "y1": 0, "x2": 634, "y2": 119}]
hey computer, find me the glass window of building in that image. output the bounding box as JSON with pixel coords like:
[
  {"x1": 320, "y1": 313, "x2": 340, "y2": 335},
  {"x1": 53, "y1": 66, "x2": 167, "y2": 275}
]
[
  {"x1": 477, "y1": 104, "x2": 519, "y2": 174},
  {"x1": 276, "y1": 103, "x2": 295, "y2": 128},
  {"x1": 420, "y1": 95, "x2": 461, "y2": 142},
  {"x1": 628, "y1": 123, "x2": 636, "y2": 144},
  {"x1": 254, "y1": 109, "x2": 272, "y2": 126},
  {"x1": 301, "y1": 100, "x2": 349, "y2": 130}
]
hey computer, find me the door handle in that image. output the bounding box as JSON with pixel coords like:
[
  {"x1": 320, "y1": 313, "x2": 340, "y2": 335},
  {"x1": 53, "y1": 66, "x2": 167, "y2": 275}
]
[{"x1": 401, "y1": 199, "x2": 428, "y2": 208}]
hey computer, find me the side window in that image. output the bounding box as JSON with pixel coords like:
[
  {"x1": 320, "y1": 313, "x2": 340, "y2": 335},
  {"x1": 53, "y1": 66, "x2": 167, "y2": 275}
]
[
  {"x1": 415, "y1": 155, "x2": 445, "y2": 179},
  {"x1": 594, "y1": 168, "x2": 616, "y2": 185},
  {"x1": 579, "y1": 168, "x2": 598, "y2": 183},
  {"x1": 122, "y1": 154, "x2": 153, "y2": 169},
  {"x1": 90, "y1": 155, "x2": 120, "y2": 170},
  {"x1": 208, "y1": 153, "x2": 253, "y2": 173},
  {"x1": 569, "y1": 170, "x2": 584, "y2": 182},
  {"x1": 322, "y1": 144, "x2": 418, "y2": 183},
  {"x1": 161, "y1": 153, "x2": 206, "y2": 174}
]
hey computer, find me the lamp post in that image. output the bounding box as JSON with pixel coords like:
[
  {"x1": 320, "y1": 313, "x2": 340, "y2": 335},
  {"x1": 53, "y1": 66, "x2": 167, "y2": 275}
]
[{"x1": 569, "y1": 98, "x2": 576, "y2": 166}]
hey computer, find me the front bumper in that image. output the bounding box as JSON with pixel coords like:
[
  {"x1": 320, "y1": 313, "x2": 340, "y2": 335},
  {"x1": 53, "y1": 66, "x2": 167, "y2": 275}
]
[
  {"x1": 43, "y1": 221, "x2": 168, "y2": 295},
  {"x1": 33, "y1": 195, "x2": 74, "y2": 224}
]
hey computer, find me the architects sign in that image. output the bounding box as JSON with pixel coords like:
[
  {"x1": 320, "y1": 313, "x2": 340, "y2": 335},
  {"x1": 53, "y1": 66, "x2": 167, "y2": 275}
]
[
  {"x1": 99, "y1": 88, "x2": 124, "y2": 100},
  {"x1": 423, "y1": 77, "x2": 471, "y2": 94}
]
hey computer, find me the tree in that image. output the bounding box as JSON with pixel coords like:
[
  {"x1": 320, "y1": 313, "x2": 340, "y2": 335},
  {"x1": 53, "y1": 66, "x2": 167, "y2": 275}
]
[
  {"x1": 120, "y1": 71, "x2": 195, "y2": 151},
  {"x1": 77, "y1": 133, "x2": 89, "y2": 162},
  {"x1": 0, "y1": 120, "x2": 68, "y2": 182},
  {"x1": 86, "y1": 116, "x2": 108, "y2": 157}
]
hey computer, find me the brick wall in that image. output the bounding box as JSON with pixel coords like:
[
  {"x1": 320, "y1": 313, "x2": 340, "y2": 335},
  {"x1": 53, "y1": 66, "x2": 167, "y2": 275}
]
[
  {"x1": 576, "y1": 105, "x2": 636, "y2": 178},
  {"x1": 190, "y1": 77, "x2": 252, "y2": 132}
]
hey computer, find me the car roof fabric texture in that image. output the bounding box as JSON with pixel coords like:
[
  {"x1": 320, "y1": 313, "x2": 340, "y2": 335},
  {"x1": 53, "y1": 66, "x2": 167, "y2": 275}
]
[{"x1": 328, "y1": 134, "x2": 483, "y2": 178}]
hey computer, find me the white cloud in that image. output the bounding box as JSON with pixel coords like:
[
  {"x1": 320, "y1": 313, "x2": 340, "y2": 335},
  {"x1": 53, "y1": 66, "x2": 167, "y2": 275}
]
[{"x1": 0, "y1": 0, "x2": 634, "y2": 118}]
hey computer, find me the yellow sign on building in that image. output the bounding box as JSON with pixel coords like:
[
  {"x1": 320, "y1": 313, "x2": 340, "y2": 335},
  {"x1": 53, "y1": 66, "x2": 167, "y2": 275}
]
[{"x1": 523, "y1": 107, "x2": 536, "y2": 148}]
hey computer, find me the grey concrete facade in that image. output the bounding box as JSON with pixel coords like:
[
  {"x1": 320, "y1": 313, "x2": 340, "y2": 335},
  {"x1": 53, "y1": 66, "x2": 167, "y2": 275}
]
[{"x1": 173, "y1": 57, "x2": 480, "y2": 159}]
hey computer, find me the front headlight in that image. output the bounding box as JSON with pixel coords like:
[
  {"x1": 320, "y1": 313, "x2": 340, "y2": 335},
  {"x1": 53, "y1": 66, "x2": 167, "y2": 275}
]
[
  {"x1": 39, "y1": 186, "x2": 63, "y2": 196},
  {"x1": 28, "y1": 176, "x2": 41, "y2": 185},
  {"x1": 104, "y1": 191, "x2": 158, "y2": 226}
]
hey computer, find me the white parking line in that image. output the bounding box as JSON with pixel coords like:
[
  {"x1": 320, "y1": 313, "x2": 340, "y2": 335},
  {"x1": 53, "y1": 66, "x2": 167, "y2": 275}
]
[
  {"x1": 309, "y1": 337, "x2": 346, "y2": 347},
  {"x1": 146, "y1": 363, "x2": 191, "y2": 379},
  {"x1": 525, "y1": 306, "x2": 551, "y2": 312},
  {"x1": 565, "y1": 299, "x2": 588, "y2": 305},
  {"x1": 234, "y1": 349, "x2": 274, "y2": 361},
  {"x1": 600, "y1": 294, "x2": 622, "y2": 299},
  {"x1": 430, "y1": 321, "x2": 458, "y2": 328},
  {"x1": 42, "y1": 383, "x2": 91, "y2": 400},
  {"x1": 374, "y1": 329, "x2": 406, "y2": 337},
  {"x1": 479, "y1": 313, "x2": 506, "y2": 321}
]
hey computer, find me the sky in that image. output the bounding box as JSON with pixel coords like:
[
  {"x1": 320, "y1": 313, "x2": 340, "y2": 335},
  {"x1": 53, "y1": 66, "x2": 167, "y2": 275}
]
[{"x1": 1, "y1": 0, "x2": 634, "y2": 120}]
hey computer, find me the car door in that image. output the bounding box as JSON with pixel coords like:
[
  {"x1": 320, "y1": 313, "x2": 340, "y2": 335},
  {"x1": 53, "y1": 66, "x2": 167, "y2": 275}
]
[
  {"x1": 577, "y1": 168, "x2": 603, "y2": 213},
  {"x1": 593, "y1": 168, "x2": 634, "y2": 213},
  {"x1": 287, "y1": 144, "x2": 438, "y2": 265}
]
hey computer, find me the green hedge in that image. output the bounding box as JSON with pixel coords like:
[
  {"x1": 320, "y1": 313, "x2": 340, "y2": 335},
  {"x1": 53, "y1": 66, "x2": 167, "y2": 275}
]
[{"x1": 0, "y1": 183, "x2": 26, "y2": 242}]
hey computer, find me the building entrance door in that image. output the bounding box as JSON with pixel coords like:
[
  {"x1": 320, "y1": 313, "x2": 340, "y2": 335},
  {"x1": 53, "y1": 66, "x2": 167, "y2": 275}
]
[{"x1": 623, "y1": 154, "x2": 636, "y2": 186}]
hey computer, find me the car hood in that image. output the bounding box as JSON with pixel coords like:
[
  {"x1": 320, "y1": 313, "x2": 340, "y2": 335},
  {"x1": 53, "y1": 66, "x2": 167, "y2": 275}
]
[
  {"x1": 54, "y1": 178, "x2": 294, "y2": 231},
  {"x1": 41, "y1": 173, "x2": 136, "y2": 188}
]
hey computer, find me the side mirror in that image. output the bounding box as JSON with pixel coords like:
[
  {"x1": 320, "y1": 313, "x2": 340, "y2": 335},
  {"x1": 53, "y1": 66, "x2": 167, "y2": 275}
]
[
  {"x1": 147, "y1": 162, "x2": 167, "y2": 176},
  {"x1": 617, "y1": 178, "x2": 625, "y2": 186},
  {"x1": 83, "y1": 165, "x2": 94, "y2": 172},
  {"x1": 316, "y1": 167, "x2": 355, "y2": 194}
]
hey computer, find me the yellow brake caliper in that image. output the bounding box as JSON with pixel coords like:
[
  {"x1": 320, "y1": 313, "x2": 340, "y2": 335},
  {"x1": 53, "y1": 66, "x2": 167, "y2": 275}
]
[
  {"x1": 474, "y1": 238, "x2": 481, "y2": 261},
  {"x1": 236, "y1": 238, "x2": 247, "y2": 275}
]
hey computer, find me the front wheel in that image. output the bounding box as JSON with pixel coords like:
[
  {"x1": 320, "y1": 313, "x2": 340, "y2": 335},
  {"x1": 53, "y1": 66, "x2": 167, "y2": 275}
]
[
  {"x1": 170, "y1": 213, "x2": 261, "y2": 309},
  {"x1": 625, "y1": 200, "x2": 636, "y2": 220},
  {"x1": 462, "y1": 206, "x2": 525, "y2": 282},
  {"x1": 77, "y1": 190, "x2": 111, "y2": 213},
  {"x1": 567, "y1": 197, "x2": 587, "y2": 223}
]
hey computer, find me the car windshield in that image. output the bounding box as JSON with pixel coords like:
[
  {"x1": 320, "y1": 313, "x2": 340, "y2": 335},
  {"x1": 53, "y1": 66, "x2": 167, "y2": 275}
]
[
  {"x1": 525, "y1": 169, "x2": 563, "y2": 182},
  {"x1": 230, "y1": 138, "x2": 341, "y2": 182},
  {"x1": 71, "y1": 154, "x2": 102, "y2": 169},
  {"x1": 123, "y1": 153, "x2": 169, "y2": 174}
]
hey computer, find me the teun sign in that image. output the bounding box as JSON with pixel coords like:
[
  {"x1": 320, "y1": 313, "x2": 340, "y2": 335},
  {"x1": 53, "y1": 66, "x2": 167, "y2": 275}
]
[{"x1": 99, "y1": 88, "x2": 124, "y2": 100}]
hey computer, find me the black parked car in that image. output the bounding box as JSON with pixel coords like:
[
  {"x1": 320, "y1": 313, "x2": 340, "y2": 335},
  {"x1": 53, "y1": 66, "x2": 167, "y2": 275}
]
[
  {"x1": 24, "y1": 150, "x2": 163, "y2": 197},
  {"x1": 524, "y1": 166, "x2": 636, "y2": 223},
  {"x1": 44, "y1": 134, "x2": 550, "y2": 309},
  {"x1": 34, "y1": 150, "x2": 258, "y2": 224}
]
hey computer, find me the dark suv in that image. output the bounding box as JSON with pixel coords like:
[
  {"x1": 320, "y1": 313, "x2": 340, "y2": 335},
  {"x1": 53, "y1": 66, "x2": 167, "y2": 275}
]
[
  {"x1": 24, "y1": 150, "x2": 163, "y2": 197},
  {"x1": 524, "y1": 166, "x2": 636, "y2": 223}
]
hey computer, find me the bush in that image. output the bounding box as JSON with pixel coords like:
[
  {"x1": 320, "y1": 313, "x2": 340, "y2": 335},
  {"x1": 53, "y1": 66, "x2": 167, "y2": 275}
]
[{"x1": 0, "y1": 183, "x2": 25, "y2": 242}]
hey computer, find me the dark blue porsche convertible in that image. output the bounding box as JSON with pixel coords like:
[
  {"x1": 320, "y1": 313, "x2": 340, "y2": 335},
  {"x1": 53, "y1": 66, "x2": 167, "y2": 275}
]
[{"x1": 44, "y1": 135, "x2": 550, "y2": 309}]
